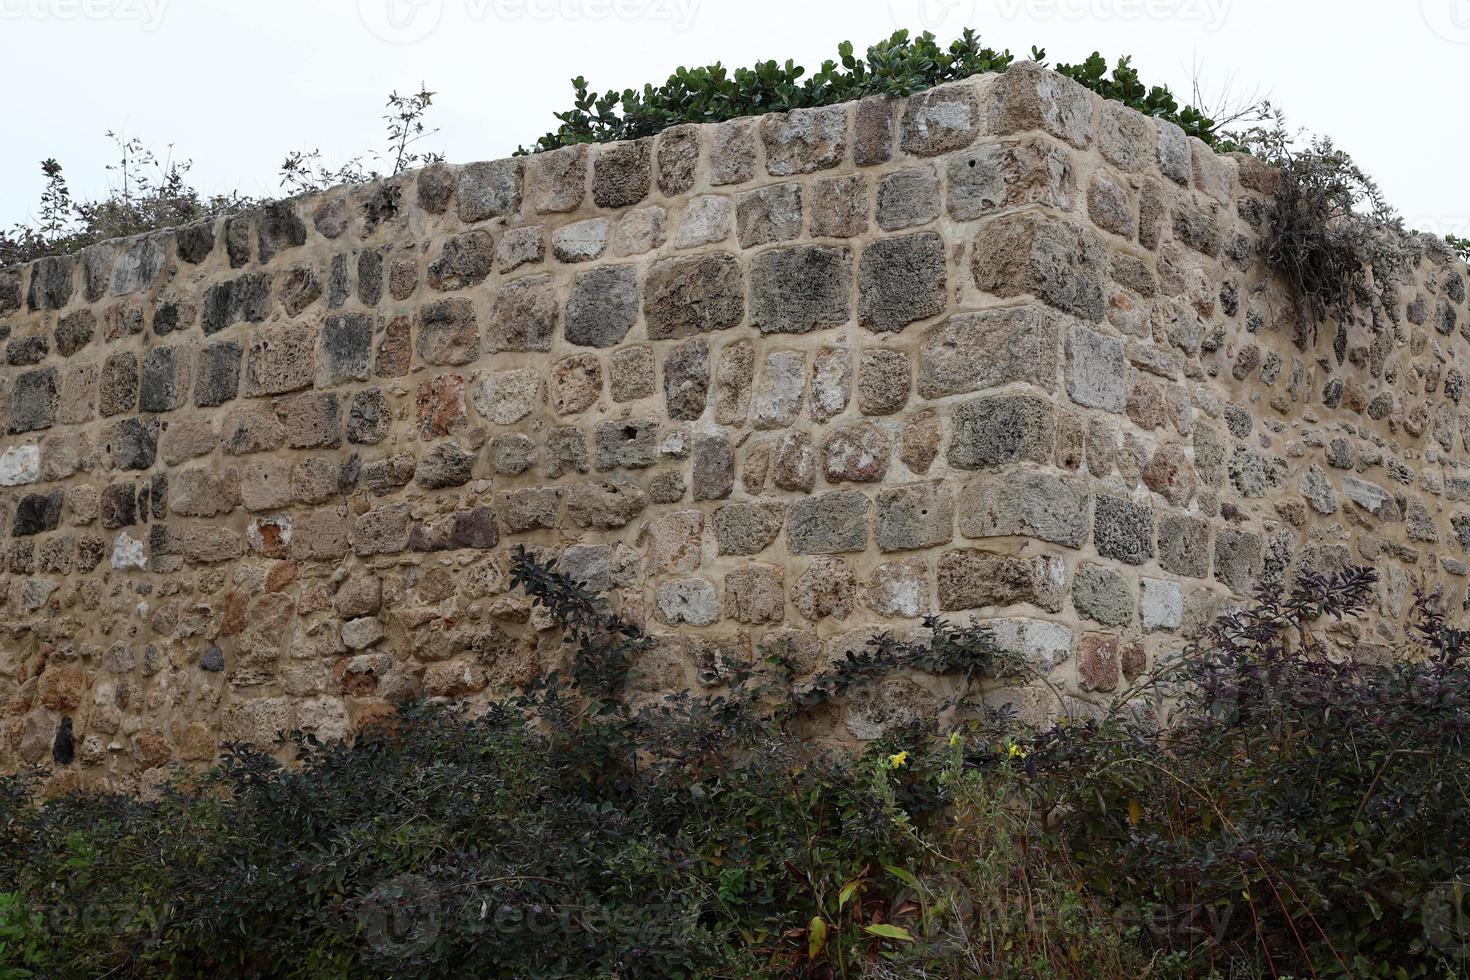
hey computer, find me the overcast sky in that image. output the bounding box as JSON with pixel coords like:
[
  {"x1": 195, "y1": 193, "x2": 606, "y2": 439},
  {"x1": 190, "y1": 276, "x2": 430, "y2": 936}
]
[{"x1": 2, "y1": 0, "x2": 1467, "y2": 238}]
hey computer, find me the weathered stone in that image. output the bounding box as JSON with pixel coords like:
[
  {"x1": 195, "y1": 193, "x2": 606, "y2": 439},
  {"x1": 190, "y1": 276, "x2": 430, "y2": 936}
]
[
  {"x1": 1072, "y1": 563, "x2": 1133, "y2": 626},
  {"x1": 1299, "y1": 463, "x2": 1337, "y2": 515},
  {"x1": 656, "y1": 578, "x2": 720, "y2": 626},
  {"x1": 525, "y1": 144, "x2": 587, "y2": 213},
  {"x1": 566, "y1": 265, "x2": 639, "y2": 347},
  {"x1": 810, "y1": 174, "x2": 869, "y2": 238},
  {"x1": 972, "y1": 212, "x2": 1105, "y2": 322},
  {"x1": 27, "y1": 255, "x2": 75, "y2": 311},
  {"x1": 958, "y1": 471, "x2": 1090, "y2": 548},
  {"x1": 139, "y1": 345, "x2": 189, "y2": 413},
  {"x1": 899, "y1": 82, "x2": 980, "y2": 156},
  {"x1": 877, "y1": 482, "x2": 953, "y2": 551},
  {"x1": 473, "y1": 368, "x2": 541, "y2": 425},
  {"x1": 821, "y1": 423, "x2": 890, "y2": 483},
  {"x1": 675, "y1": 195, "x2": 733, "y2": 248},
  {"x1": 1064, "y1": 324, "x2": 1126, "y2": 412},
  {"x1": 459, "y1": 158, "x2": 522, "y2": 222},
  {"x1": 110, "y1": 417, "x2": 159, "y2": 470},
  {"x1": 592, "y1": 138, "x2": 652, "y2": 209},
  {"x1": 10, "y1": 367, "x2": 60, "y2": 432},
  {"x1": 877, "y1": 166, "x2": 940, "y2": 231},
  {"x1": 713, "y1": 503, "x2": 784, "y2": 555},
  {"x1": 709, "y1": 118, "x2": 756, "y2": 185},
  {"x1": 793, "y1": 556, "x2": 857, "y2": 620},
  {"x1": 1139, "y1": 578, "x2": 1184, "y2": 632},
  {"x1": 948, "y1": 394, "x2": 1054, "y2": 469},
  {"x1": 663, "y1": 339, "x2": 710, "y2": 420},
  {"x1": 170, "y1": 466, "x2": 240, "y2": 517},
  {"x1": 947, "y1": 136, "x2": 1075, "y2": 219},
  {"x1": 725, "y1": 564, "x2": 784, "y2": 624},
  {"x1": 255, "y1": 201, "x2": 305, "y2": 261},
  {"x1": 899, "y1": 411, "x2": 941, "y2": 475},
  {"x1": 550, "y1": 353, "x2": 603, "y2": 416},
  {"x1": 201, "y1": 273, "x2": 271, "y2": 334},
  {"x1": 243, "y1": 323, "x2": 316, "y2": 397},
  {"x1": 552, "y1": 218, "x2": 610, "y2": 263},
  {"x1": 284, "y1": 392, "x2": 341, "y2": 449},
  {"x1": 13, "y1": 491, "x2": 64, "y2": 536},
  {"x1": 348, "y1": 388, "x2": 393, "y2": 444},
  {"x1": 593, "y1": 418, "x2": 659, "y2": 471},
  {"x1": 1158, "y1": 512, "x2": 1211, "y2": 578},
  {"x1": 762, "y1": 104, "x2": 847, "y2": 175},
  {"x1": 692, "y1": 435, "x2": 734, "y2": 501},
  {"x1": 607, "y1": 345, "x2": 655, "y2": 403},
  {"x1": 749, "y1": 245, "x2": 851, "y2": 335},
  {"x1": 0, "y1": 445, "x2": 41, "y2": 486},
  {"x1": 939, "y1": 551, "x2": 1064, "y2": 613},
  {"x1": 917, "y1": 306, "x2": 1060, "y2": 398},
  {"x1": 989, "y1": 62, "x2": 1096, "y2": 148},
  {"x1": 655, "y1": 125, "x2": 700, "y2": 196},
  {"x1": 737, "y1": 182, "x2": 802, "y2": 247},
  {"x1": 1214, "y1": 527, "x2": 1263, "y2": 593},
  {"x1": 417, "y1": 298, "x2": 480, "y2": 366},
  {"x1": 416, "y1": 442, "x2": 476, "y2": 489},
  {"x1": 1093, "y1": 494, "x2": 1154, "y2": 565},
  {"x1": 857, "y1": 348, "x2": 910, "y2": 415},
  {"x1": 771, "y1": 430, "x2": 817, "y2": 491},
  {"x1": 643, "y1": 510, "x2": 704, "y2": 575},
  {"x1": 752, "y1": 351, "x2": 806, "y2": 429},
  {"x1": 858, "y1": 232, "x2": 946, "y2": 333},
  {"x1": 787, "y1": 491, "x2": 870, "y2": 554}
]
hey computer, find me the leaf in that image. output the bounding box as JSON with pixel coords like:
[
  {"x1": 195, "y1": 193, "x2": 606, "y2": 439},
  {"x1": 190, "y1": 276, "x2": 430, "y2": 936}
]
[
  {"x1": 838, "y1": 878, "x2": 862, "y2": 909},
  {"x1": 1127, "y1": 798, "x2": 1142, "y2": 825},
  {"x1": 808, "y1": 916, "x2": 828, "y2": 960},
  {"x1": 883, "y1": 864, "x2": 918, "y2": 887},
  {"x1": 862, "y1": 923, "x2": 914, "y2": 942}
]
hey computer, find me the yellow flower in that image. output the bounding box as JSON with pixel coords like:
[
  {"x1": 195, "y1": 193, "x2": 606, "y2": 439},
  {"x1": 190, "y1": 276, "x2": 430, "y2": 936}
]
[
  {"x1": 1006, "y1": 741, "x2": 1026, "y2": 760},
  {"x1": 887, "y1": 750, "x2": 909, "y2": 769},
  {"x1": 948, "y1": 731, "x2": 961, "y2": 749}
]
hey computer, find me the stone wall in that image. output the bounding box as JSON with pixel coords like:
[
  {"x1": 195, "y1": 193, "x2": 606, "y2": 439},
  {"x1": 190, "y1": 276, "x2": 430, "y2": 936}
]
[{"x1": 3, "y1": 62, "x2": 1467, "y2": 789}]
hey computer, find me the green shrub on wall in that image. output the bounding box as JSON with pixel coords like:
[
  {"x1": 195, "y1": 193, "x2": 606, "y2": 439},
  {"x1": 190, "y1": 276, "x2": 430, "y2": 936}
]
[{"x1": 523, "y1": 29, "x2": 1223, "y2": 153}]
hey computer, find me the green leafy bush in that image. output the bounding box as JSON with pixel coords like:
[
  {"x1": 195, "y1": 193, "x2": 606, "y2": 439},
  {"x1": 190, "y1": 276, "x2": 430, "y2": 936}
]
[
  {"x1": 523, "y1": 30, "x2": 1223, "y2": 153},
  {"x1": 2, "y1": 555, "x2": 1466, "y2": 977}
]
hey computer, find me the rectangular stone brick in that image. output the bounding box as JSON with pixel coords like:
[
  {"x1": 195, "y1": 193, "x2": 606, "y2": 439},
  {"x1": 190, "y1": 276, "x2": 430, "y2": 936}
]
[
  {"x1": 958, "y1": 471, "x2": 1089, "y2": 549},
  {"x1": 948, "y1": 394, "x2": 1054, "y2": 470},
  {"x1": 917, "y1": 307, "x2": 1059, "y2": 399}
]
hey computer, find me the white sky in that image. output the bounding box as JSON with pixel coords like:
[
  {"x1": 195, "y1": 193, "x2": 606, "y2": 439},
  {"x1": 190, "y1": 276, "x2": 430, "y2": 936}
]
[{"x1": 2, "y1": 0, "x2": 1467, "y2": 238}]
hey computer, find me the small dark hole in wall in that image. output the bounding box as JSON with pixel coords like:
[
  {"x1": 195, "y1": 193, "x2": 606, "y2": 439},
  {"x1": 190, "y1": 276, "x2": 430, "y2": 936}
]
[{"x1": 621, "y1": 426, "x2": 638, "y2": 440}]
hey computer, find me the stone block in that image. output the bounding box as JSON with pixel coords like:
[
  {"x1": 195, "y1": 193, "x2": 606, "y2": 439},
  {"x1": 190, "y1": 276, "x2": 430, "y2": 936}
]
[
  {"x1": 957, "y1": 471, "x2": 1090, "y2": 548},
  {"x1": 988, "y1": 61, "x2": 1095, "y2": 148},
  {"x1": 948, "y1": 394, "x2": 1054, "y2": 469},
  {"x1": 750, "y1": 245, "x2": 851, "y2": 335},
  {"x1": 876, "y1": 482, "x2": 954, "y2": 552},
  {"x1": 971, "y1": 212, "x2": 1105, "y2": 322},
  {"x1": 762, "y1": 104, "x2": 847, "y2": 175},
  {"x1": 1093, "y1": 494, "x2": 1154, "y2": 565},
  {"x1": 938, "y1": 551, "x2": 1064, "y2": 612},
  {"x1": 858, "y1": 232, "x2": 946, "y2": 333},
  {"x1": 918, "y1": 306, "x2": 1060, "y2": 399},
  {"x1": 947, "y1": 136, "x2": 1075, "y2": 219},
  {"x1": 788, "y1": 491, "x2": 870, "y2": 554},
  {"x1": 592, "y1": 138, "x2": 652, "y2": 208}
]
